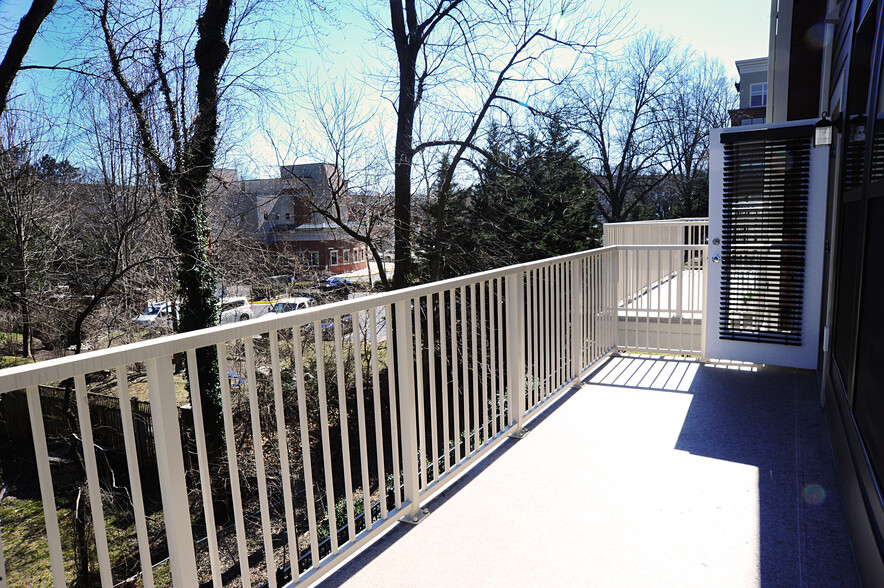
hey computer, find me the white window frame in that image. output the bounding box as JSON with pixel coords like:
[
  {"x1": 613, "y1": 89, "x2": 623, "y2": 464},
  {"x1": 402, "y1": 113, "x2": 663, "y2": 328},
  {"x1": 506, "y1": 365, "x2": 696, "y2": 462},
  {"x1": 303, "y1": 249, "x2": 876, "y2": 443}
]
[
  {"x1": 310, "y1": 251, "x2": 319, "y2": 266},
  {"x1": 750, "y1": 82, "x2": 767, "y2": 107},
  {"x1": 329, "y1": 249, "x2": 338, "y2": 265},
  {"x1": 343, "y1": 249, "x2": 350, "y2": 263}
]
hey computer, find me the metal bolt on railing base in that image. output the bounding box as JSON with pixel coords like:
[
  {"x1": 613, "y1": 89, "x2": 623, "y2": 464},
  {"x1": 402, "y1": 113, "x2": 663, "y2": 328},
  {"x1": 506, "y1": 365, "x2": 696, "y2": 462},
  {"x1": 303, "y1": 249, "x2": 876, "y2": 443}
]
[
  {"x1": 509, "y1": 428, "x2": 531, "y2": 440},
  {"x1": 400, "y1": 508, "x2": 430, "y2": 525}
]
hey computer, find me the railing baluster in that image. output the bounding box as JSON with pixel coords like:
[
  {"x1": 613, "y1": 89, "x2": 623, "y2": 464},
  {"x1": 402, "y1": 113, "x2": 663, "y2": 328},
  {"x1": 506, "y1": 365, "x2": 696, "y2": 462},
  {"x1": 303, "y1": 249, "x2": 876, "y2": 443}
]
[
  {"x1": 635, "y1": 248, "x2": 641, "y2": 351},
  {"x1": 385, "y1": 304, "x2": 402, "y2": 510},
  {"x1": 479, "y1": 281, "x2": 488, "y2": 444},
  {"x1": 668, "y1": 249, "x2": 675, "y2": 352},
  {"x1": 314, "y1": 321, "x2": 338, "y2": 554},
  {"x1": 353, "y1": 312, "x2": 371, "y2": 527},
  {"x1": 440, "y1": 291, "x2": 450, "y2": 474},
  {"x1": 491, "y1": 278, "x2": 505, "y2": 436},
  {"x1": 531, "y1": 269, "x2": 538, "y2": 409},
  {"x1": 546, "y1": 265, "x2": 552, "y2": 396},
  {"x1": 646, "y1": 248, "x2": 651, "y2": 351},
  {"x1": 73, "y1": 374, "x2": 113, "y2": 587},
  {"x1": 560, "y1": 263, "x2": 566, "y2": 386},
  {"x1": 184, "y1": 350, "x2": 221, "y2": 587},
  {"x1": 413, "y1": 299, "x2": 426, "y2": 489},
  {"x1": 506, "y1": 271, "x2": 526, "y2": 436},
  {"x1": 395, "y1": 300, "x2": 422, "y2": 520},
  {"x1": 216, "y1": 345, "x2": 251, "y2": 587},
  {"x1": 571, "y1": 259, "x2": 582, "y2": 382},
  {"x1": 369, "y1": 311, "x2": 388, "y2": 521},
  {"x1": 333, "y1": 317, "x2": 355, "y2": 543},
  {"x1": 26, "y1": 386, "x2": 65, "y2": 588},
  {"x1": 470, "y1": 283, "x2": 479, "y2": 451},
  {"x1": 553, "y1": 265, "x2": 559, "y2": 388},
  {"x1": 608, "y1": 249, "x2": 616, "y2": 351},
  {"x1": 244, "y1": 337, "x2": 277, "y2": 586},
  {"x1": 117, "y1": 366, "x2": 157, "y2": 588},
  {"x1": 427, "y1": 294, "x2": 439, "y2": 481},
  {"x1": 701, "y1": 247, "x2": 708, "y2": 358},
  {"x1": 539, "y1": 267, "x2": 546, "y2": 399},
  {"x1": 267, "y1": 334, "x2": 300, "y2": 580},
  {"x1": 293, "y1": 329, "x2": 320, "y2": 568},
  {"x1": 147, "y1": 355, "x2": 200, "y2": 586},
  {"x1": 455, "y1": 287, "x2": 465, "y2": 465}
]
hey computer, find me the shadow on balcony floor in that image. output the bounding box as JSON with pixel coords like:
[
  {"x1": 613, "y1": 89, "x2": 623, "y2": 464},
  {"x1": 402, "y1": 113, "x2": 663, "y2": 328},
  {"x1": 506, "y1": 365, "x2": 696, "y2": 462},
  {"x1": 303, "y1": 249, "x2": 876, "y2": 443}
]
[{"x1": 319, "y1": 355, "x2": 859, "y2": 588}]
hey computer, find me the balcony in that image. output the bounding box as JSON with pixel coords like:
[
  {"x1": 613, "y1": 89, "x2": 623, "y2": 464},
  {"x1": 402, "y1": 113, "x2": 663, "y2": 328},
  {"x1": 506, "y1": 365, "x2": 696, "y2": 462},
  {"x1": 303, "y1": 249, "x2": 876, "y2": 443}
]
[
  {"x1": 320, "y1": 354, "x2": 859, "y2": 587},
  {"x1": 0, "y1": 221, "x2": 859, "y2": 587}
]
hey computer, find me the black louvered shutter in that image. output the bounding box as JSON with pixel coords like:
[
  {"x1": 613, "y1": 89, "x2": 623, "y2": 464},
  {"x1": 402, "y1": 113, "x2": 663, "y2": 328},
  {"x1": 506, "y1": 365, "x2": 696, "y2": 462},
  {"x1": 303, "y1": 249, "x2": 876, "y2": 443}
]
[{"x1": 720, "y1": 128, "x2": 811, "y2": 345}]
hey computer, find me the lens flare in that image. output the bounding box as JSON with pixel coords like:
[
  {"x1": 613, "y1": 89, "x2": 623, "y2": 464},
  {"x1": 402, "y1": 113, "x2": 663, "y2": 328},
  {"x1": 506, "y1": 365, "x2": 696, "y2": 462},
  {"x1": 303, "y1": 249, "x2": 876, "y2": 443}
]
[{"x1": 803, "y1": 483, "x2": 827, "y2": 505}]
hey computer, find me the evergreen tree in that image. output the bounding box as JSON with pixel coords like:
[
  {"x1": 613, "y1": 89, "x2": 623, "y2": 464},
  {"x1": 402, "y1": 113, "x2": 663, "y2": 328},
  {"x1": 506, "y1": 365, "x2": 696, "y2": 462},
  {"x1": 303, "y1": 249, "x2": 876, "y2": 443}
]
[{"x1": 418, "y1": 116, "x2": 602, "y2": 279}]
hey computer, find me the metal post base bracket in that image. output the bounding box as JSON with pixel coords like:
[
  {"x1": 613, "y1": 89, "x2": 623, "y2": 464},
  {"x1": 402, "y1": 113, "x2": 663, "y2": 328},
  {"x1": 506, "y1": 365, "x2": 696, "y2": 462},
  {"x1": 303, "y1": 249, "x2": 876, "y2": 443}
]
[
  {"x1": 509, "y1": 427, "x2": 530, "y2": 440},
  {"x1": 400, "y1": 507, "x2": 430, "y2": 525}
]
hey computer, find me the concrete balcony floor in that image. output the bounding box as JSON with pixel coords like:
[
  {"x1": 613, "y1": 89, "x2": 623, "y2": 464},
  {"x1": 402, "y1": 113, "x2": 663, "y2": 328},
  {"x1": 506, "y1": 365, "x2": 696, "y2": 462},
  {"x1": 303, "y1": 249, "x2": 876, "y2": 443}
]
[{"x1": 319, "y1": 355, "x2": 860, "y2": 588}]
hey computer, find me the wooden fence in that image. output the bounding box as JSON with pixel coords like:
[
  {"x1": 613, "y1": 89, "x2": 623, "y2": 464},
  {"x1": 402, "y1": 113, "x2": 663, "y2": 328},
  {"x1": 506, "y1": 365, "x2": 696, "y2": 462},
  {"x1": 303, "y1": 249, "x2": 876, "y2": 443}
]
[{"x1": 0, "y1": 385, "x2": 157, "y2": 466}]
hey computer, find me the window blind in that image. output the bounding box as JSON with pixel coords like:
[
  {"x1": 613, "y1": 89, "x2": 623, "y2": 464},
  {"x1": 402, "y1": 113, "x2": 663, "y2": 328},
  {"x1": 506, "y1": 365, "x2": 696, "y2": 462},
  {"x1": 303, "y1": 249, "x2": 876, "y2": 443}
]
[{"x1": 720, "y1": 131, "x2": 811, "y2": 345}]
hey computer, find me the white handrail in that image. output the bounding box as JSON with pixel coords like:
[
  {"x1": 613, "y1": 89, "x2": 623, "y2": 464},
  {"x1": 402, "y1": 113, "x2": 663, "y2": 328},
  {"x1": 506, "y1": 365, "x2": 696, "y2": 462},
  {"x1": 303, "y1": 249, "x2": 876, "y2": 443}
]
[{"x1": 0, "y1": 240, "x2": 707, "y2": 587}]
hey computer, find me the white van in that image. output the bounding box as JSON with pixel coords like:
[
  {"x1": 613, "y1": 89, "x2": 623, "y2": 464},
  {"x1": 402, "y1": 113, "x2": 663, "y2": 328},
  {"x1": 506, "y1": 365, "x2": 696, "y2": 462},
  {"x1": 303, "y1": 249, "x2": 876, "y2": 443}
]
[
  {"x1": 220, "y1": 296, "x2": 253, "y2": 324},
  {"x1": 133, "y1": 301, "x2": 178, "y2": 326},
  {"x1": 270, "y1": 297, "x2": 316, "y2": 314}
]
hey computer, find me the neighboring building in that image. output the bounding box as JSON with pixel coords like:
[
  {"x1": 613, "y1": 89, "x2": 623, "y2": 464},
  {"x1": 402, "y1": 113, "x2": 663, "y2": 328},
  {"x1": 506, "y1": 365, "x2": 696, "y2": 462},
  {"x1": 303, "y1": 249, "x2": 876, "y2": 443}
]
[
  {"x1": 712, "y1": 1, "x2": 884, "y2": 583},
  {"x1": 211, "y1": 164, "x2": 370, "y2": 275},
  {"x1": 728, "y1": 57, "x2": 768, "y2": 126}
]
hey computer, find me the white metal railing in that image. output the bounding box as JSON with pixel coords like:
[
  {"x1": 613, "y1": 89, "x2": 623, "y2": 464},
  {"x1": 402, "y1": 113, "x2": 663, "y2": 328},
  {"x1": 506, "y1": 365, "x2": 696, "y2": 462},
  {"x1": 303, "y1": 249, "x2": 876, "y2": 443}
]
[
  {"x1": 617, "y1": 245, "x2": 707, "y2": 356},
  {"x1": 604, "y1": 219, "x2": 708, "y2": 330},
  {"x1": 603, "y1": 218, "x2": 709, "y2": 247},
  {"x1": 0, "y1": 242, "x2": 703, "y2": 588}
]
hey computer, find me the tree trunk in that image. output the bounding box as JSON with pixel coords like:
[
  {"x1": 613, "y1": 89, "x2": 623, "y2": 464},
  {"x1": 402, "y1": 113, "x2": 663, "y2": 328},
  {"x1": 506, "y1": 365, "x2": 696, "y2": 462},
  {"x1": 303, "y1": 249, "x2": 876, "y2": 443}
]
[
  {"x1": 392, "y1": 53, "x2": 417, "y2": 289},
  {"x1": 0, "y1": 0, "x2": 57, "y2": 117},
  {"x1": 20, "y1": 294, "x2": 31, "y2": 357},
  {"x1": 174, "y1": 0, "x2": 232, "y2": 521}
]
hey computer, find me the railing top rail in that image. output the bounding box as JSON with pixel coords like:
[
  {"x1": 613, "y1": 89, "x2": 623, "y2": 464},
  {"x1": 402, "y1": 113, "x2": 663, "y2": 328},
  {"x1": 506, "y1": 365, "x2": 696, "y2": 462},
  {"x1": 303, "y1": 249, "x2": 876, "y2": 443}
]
[
  {"x1": 616, "y1": 244, "x2": 708, "y2": 251},
  {"x1": 0, "y1": 245, "x2": 627, "y2": 393},
  {"x1": 604, "y1": 218, "x2": 709, "y2": 227}
]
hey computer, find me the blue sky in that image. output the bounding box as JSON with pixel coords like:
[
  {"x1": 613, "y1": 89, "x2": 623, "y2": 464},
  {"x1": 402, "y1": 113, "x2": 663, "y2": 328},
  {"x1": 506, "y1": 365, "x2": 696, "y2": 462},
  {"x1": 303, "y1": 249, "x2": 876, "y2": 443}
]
[
  {"x1": 2, "y1": 0, "x2": 772, "y2": 79},
  {"x1": 0, "y1": 0, "x2": 773, "y2": 174},
  {"x1": 626, "y1": 0, "x2": 771, "y2": 77}
]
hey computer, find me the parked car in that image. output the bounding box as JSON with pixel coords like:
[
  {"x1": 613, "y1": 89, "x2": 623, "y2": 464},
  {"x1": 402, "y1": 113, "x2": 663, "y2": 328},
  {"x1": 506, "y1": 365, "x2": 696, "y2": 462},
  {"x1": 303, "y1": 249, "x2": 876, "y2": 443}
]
[
  {"x1": 133, "y1": 301, "x2": 178, "y2": 326},
  {"x1": 312, "y1": 276, "x2": 354, "y2": 300},
  {"x1": 271, "y1": 296, "x2": 317, "y2": 314},
  {"x1": 302, "y1": 313, "x2": 353, "y2": 341},
  {"x1": 220, "y1": 296, "x2": 253, "y2": 324}
]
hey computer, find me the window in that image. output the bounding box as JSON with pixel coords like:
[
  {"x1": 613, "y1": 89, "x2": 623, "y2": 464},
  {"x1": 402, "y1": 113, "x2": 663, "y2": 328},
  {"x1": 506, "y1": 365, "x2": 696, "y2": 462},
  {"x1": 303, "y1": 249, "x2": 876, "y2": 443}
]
[
  {"x1": 343, "y1": 249, "x2": 350, "y2": 263},
  {"x1": 285, "y1": 212, "x2": 290, "y2": 220},
  {"x1": 263, "y1": 212, "x2": 268, "y2": 220},
  {"x1": 750, "y1": 82, "x2": 767, "y2": 107},
  {"x1": 329, "y1": 249, "x2": 338, "y2": 265},
  {"x1": 275, "y1": 213, "x2": 280, "y2": 220},
  {"x1": 310, "y1": 251, "x2": 319, "y2": 266},
  {"x1": 353, "y1": 248, "x2": 358, "y2": 262},
  {"x1": 740, "y1": 117, "x2": 766, "y2": 126}
]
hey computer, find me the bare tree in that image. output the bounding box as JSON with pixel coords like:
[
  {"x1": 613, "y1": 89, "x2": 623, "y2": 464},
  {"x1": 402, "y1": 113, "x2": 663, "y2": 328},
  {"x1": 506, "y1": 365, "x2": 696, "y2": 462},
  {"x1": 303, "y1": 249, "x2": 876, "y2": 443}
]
[
  {"x1": 655, "y1": 54, "x2": 734, "y2": 218},
  {"x1": 270, "y1": 78, "x2": 396, "y2": 288},
  {"x1": 59, "y1": 83, "x2": 171, "y2": 354},
  {"x1": 0, "y1": 0, "x2": 57, "y2": 117},
  {"x1": 568, "y1": 31, "x2": 684, "y2": 222},
  {"x1": 94, "y1": 0, "x2": 237, "y2": 524},
  {"x1": 0, "y1": 113, "x2": 67, "y2": 357},
  {"x1": 366, "y1": 0, "x2": 627, "y2": 287}
]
